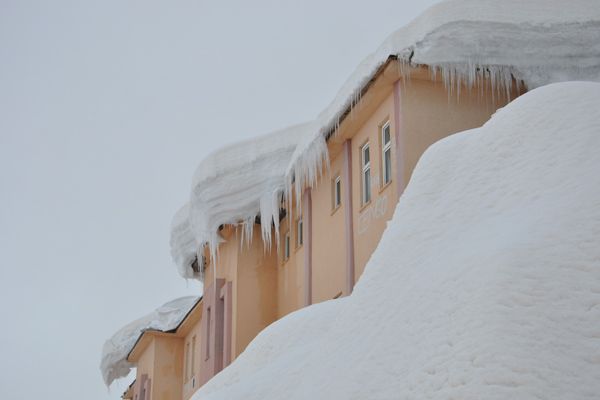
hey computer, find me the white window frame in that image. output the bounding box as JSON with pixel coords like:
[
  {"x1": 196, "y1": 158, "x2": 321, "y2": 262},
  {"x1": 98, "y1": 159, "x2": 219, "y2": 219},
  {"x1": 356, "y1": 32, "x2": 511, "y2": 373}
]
[
  {"x1": 296, "y1": 218, "x2": 303, "y2": 248},
  {"x1": 361, "y1": 143, "x2": 371, "y2": 205},
  {"x1": 381, "y1": 121, "x2": 392, "y2": 186},
  {"x1": 333, "y1": 175, "x2": 341, "y2": 209}
]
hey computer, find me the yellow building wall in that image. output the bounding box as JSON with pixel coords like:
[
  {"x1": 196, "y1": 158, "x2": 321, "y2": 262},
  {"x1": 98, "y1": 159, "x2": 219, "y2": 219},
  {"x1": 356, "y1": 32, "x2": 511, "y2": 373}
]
[
  {"x1": 234, "y1": 223, "x2": 279, "y2": 357},
  {"x1": 152, "y1": 336, "x2": 184, "y2": 400},
  {"x1": 400, "y1": 77, "x2": 518, "y2": 187},
  {"x1": 182, "y1": 318, "x2": 203, "y2": 400},
  {"x1": 351, "y1": 93, "x2": 399, "y2": 281},
  {"x1": 311, "y1": 153, "x2": 347, "y2": 303},
  {"x1": 277, "y1": 200, "x2": 305, "y2": 318},
  {"x1": 135, "y1": 339, "x2": 155, "y2": 398}
]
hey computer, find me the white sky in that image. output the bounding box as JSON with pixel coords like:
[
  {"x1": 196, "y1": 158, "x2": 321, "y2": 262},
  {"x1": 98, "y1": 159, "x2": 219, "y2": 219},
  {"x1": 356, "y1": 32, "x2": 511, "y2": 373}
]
[{"x1": 0, "y1": 1, "x2": 439, "y2": 398}]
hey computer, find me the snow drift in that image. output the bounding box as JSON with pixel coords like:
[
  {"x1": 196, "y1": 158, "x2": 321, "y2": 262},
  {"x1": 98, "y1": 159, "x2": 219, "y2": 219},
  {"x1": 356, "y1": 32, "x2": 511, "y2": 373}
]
[
  {"x1": 192, "y1": 81, "x2": 600, "y2": 399},
  {"x1": 100, "y1": 296, "x2": 200, "y2": 387},
  {"x1": 171, "y1": 0, "x2": 600, "y2": 280}
]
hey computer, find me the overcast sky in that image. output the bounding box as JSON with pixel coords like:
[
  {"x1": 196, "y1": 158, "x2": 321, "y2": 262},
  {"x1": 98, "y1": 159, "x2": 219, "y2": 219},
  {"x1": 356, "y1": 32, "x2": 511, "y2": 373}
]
[{"x1": 0, "y1": 1, "x2": 439, "y2": 399}]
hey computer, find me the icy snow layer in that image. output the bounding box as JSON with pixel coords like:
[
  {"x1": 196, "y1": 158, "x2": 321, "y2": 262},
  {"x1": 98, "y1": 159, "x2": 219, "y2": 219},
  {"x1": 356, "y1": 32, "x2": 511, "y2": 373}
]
[
  {"x1": 193, "y1": 82, "x2": 600, "y2": 400},
  {"x1": 171, "y1": 123, "x2": 311, "y2": 278},
  {"x1": 100, "y1": 296, "x2": 199, "y2": 387},
  {"x1": 170, "y1": 203, "x2": 200, "y2": 279},
  {"x1": 287, "y1": 0, "x2": 600, "y2": 196}
]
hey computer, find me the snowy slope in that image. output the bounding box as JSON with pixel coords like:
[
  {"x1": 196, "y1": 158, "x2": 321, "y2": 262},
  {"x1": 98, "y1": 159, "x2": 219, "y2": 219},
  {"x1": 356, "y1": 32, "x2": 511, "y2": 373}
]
[
  {"x1": 191, "y1": 81, "x2": 600, "y2": 399},
  {"x1": 100, "y1": 296, "x2": 200, "y2": 387},
  {"x1": 287, "y1": 0, "x2": 600, "y2": 198}
]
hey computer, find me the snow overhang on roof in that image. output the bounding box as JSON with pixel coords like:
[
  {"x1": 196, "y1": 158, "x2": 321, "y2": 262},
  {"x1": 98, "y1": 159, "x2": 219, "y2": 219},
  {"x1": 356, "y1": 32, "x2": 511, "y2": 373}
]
[
  {"x1": 170, "y1": 123, "x2": 313, "y2": 280},
  {"x1": 286, "y1": 0, "x2": 600, "y2": 198},
  {"x1": 170, "y1": 0, "x2": 600, "y2": 280},
  {"x1": 100, "y1": 296, "x2": 201, "y2": 387}
]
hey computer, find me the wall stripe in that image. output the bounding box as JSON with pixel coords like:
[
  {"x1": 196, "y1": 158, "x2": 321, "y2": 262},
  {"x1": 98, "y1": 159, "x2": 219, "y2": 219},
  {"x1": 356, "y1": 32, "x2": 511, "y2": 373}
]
[
  {"x1": 342, "y1": 139, "x2": 355, "y2": 295},
  {"x1": 303, "y1": 188, "x2": 312, "y2": 306},
  {"x1": 393, "y1": 79, "x2": 405, "y2": 197}
]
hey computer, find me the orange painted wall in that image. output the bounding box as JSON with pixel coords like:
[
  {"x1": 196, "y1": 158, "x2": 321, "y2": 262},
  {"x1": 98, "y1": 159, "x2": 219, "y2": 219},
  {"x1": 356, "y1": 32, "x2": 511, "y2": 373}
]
[
  {"x1": 311, "y1": 153, "x2": 347, "y2": 303},
  {"x1": 182, "y1": 318, "x2": 203, "y2": 400},
  {"x1": 234, "y1": 223, "x2": 278, "y2": 356},
  {"x1": 399, "y1": 77, "x2": 518, "y2": 187},
  {"x1": 277, "y1": 199, "x2": 305, "y2": 317},
  {"x1": 351, "y1": 93, "x2": 399, "y2": 282},
  {"x1": 151, "y1": 336, "x2": 184, "y2": 400}
]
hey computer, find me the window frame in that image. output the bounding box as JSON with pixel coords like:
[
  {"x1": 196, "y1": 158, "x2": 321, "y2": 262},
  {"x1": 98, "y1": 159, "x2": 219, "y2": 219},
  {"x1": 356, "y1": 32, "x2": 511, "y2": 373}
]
[
  {"x1": 332, "y1": 175, "x2": 341, "y2": 211},
  {"x1": 283, "y1": 231, "x2": 290, "y2": 261},
  {"x1": 296, "y1": 218, "x2": 303, "y2": 248},
  {"x1": 381, "y1": 121, "x2": 392, "y2": 187},
  {"x1": 361, "y1": 142, "x2": 371, "y2": 205}
]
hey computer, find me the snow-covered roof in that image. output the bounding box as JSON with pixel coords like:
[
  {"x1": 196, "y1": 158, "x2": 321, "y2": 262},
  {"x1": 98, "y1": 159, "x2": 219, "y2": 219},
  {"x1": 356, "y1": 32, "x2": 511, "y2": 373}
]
[
  {"x1": 287, "y1": 0, "x2": 600, "y2": 195},
  {"x1": 100, "y1": 296, "x2": 200, "y2": 387},
  {"x1": 171, "y1": 0, "x2": 600, "y2": 279},
  {"x1": 171, "y1": 123, "x2": 312, "y2": 279},
  {"x1": 189, "y1": 81, "x2": 600, "y2": 399}
]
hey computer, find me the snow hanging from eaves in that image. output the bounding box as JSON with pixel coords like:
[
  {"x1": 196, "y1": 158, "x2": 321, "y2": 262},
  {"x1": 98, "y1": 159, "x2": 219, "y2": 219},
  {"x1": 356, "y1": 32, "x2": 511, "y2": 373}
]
[
  {"x1": 100, "y1": 296, "x2": 200, "y2": 387},
  {"x1": 286, "y1": 0, "x2": 600, "y2": 198},
  {"x1": 171, "y1": 123, "x2": 312, "y2": 279},
  {"x1": 170, "y1": 204, "x2": 200, "y2": 280}
]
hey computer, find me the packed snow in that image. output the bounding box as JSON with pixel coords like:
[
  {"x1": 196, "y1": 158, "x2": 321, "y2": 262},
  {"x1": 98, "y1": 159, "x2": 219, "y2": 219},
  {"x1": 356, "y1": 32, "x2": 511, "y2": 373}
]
[
  {"x1": 100, "y1": 296, "x2": 200, "y2": 387},
  {"x1": 171, "y1": 0, "x2": 600, "y2": 280},
  {"x1": 171, "y1": 123, "x2": 311, "y2": 279},
  {"x1": 191, "y1": 82, "x2": 600, "y2": 399}
]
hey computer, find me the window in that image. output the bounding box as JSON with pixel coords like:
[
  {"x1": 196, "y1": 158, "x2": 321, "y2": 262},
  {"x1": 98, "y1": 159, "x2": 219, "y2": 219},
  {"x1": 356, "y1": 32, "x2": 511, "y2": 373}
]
[
  {"x1": 284, "y1": 232, "x2": 290, "y2": 261},
  {"x1": 332, "y1": 175, "x2": 341, "y2": 210},
  {"x1": 296, "y1": 218, "x2": 303, "y2": 248},
  {"x1": 381, "y1": 122, "x2": 392, "y2": 186},
  {"x1": 361, "y1": 143, "x2": 371, "y2": 204}
]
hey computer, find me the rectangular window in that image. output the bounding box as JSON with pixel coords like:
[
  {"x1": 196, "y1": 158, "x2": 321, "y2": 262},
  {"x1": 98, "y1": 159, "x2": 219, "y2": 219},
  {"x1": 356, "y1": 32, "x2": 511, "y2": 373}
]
[
  {"x1": 296, "y1": 218, "x2": 303, "y2": 247},
  {"x1": 332, "y1": 175, "x2": 341, "y2": 210},
  {"x1": 361, "y1": 143, "x2": 371, "y2": 204},
  {"x1": 381, "y1": 122, "x2": 392, "y2": 186},
  {"x1": 284, "y1": 232, "x2": 290, "y2": 260}
]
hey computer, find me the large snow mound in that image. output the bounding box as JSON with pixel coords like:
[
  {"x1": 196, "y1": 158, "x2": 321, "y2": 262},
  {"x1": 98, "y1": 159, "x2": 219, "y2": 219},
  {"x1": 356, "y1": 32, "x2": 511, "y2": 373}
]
[
  {"x1": 171, "y1": 123, "x2": 312, "y2": 279},
  {"x1": 192, "y1": 81, "x2": 600, "y2": 399},
  {"x1": 288, "y1": 0, "x2": 600, "y2": 198},
  {"x1": 100, "y1": 296, "x2": 200, "y2": 387}
]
